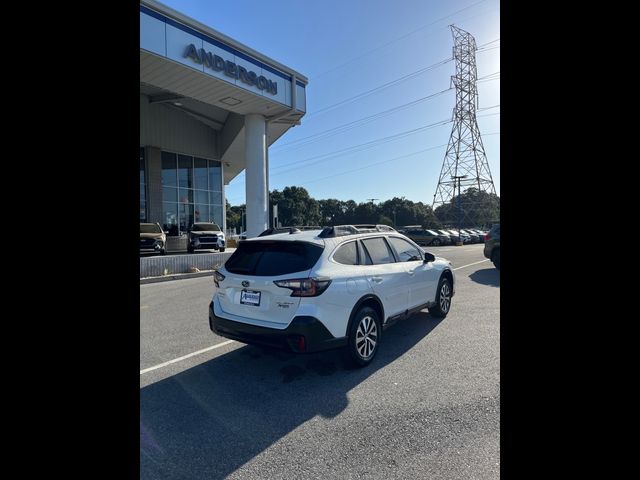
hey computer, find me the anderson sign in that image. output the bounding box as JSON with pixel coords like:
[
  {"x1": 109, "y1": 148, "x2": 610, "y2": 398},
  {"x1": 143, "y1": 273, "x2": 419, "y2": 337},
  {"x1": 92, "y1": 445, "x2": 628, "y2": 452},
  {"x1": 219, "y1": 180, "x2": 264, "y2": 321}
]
[{"x1": 184, "y1": 44, "x2": 278, "y2": 95}]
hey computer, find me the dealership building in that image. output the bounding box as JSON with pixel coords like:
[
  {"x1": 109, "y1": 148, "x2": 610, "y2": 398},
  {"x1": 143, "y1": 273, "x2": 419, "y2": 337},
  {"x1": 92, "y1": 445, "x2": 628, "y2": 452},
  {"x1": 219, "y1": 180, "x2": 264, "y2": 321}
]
[{"x1": 140, "y1": 0, "x2": 308, "y2": 238}]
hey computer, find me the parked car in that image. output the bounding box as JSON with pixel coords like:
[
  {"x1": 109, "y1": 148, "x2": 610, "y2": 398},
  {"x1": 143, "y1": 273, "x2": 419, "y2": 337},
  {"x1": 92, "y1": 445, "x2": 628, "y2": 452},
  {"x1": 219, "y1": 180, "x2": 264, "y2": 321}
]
[
  {"x1": 445, "y1": 229, "x2": 472, "y2": 244},
  {"x1": 460, "y1": 229, "x2": 481, "y2": 243},
  {"x1": 209, "y1": 224, "x2": 455, "y2": 367},
  {"x1": 434, "y1": 229, "x2": 454, "y2": 243},
  {"x1": 483, "y1": 224, "x2": 500, "y2": 269},
  {"x1": 187, "y1": 222, "x2": 226, "y2": 253},
  {"x1": 403, "y1": 227, "x2": 451, "y2": 246},
  {"x1": 466, "y1": 228, "x2": 486, "y2": 242},
  {"x1": 140, "y1": 222, "x2": 166, "y2": 255}
]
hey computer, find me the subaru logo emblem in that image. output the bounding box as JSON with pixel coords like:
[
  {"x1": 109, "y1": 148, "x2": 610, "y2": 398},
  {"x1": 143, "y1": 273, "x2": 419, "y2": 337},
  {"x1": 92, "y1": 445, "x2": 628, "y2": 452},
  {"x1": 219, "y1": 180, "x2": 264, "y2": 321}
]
[{"x1": 242, "y1": 281, "x2": 250, "y2": 287}]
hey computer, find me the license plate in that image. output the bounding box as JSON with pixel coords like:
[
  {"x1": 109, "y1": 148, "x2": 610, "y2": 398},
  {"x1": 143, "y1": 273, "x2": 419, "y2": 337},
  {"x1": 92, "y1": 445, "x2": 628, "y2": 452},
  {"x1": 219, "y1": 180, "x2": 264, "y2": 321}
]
[{"x1": 240, "y1": 290, "x2": 261, "y2": 306}]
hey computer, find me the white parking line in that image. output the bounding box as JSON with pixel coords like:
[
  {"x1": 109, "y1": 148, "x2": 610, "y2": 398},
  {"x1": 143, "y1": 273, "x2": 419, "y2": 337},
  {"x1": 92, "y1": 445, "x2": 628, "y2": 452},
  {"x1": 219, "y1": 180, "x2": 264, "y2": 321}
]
[
  {"x1": 140, "y1": 340, "x2": 235, "y2": 375},
  {"x1": 453, "y1": 259, "x2": 490, "y2": 271}
]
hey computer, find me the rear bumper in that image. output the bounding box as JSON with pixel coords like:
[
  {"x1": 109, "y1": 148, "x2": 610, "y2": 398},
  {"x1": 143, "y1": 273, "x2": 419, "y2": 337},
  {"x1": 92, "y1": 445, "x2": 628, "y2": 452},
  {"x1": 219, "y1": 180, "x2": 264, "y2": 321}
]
[{"x1": 209, "y1": 302, "x2": 346, "y2": 353}]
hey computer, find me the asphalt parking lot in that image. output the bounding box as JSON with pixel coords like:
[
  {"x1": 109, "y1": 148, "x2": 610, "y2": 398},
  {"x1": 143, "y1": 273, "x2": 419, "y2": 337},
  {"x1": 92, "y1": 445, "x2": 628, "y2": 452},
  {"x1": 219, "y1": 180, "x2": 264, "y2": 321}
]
[{"x1": 140, "y1": 243, "x2": 499, "y2": 479}]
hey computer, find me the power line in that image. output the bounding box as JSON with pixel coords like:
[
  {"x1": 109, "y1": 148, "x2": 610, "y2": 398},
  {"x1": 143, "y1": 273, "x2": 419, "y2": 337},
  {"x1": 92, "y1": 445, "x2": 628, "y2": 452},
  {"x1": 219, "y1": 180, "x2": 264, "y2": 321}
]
[
  {"x1": 478, "y1": 38, "x2": 500, "y2": 47},
  {"x1": 305, "y1": 57, "x2": 453, "y2": 119},
  {"x1": 273, "y1": 72, "x2": 499, "y2": 155},
  {"x1": 270, "y1": 118, "x2": 452, "y2": 175},
  {"x1": 272, "y1": 88, "x2": 453, "y2": 151},
  {"x1": 226, "y1": 130, "x2": 499, "y2": 204},
  {"x1": 308, "y1": 0, "x2": 494, "y2": 80},
  {"x1": 272, "y1": 144, "x2": 447, "y2": 189},
  {"x1": 225, "y1": 112, "x2": 495, "y2": 191},
  {"x1": 271, "y1": 109, "x2": 501, "y2": 176},
  {"x1": 477, "y1": 45, "x2": 500, "y2": 52},
  {"x1": 271, "y1": 131, "x2": 500, "y2": 191},
  {"x1": 227, "y1": 80, "x2": 499, "y2": 186}
]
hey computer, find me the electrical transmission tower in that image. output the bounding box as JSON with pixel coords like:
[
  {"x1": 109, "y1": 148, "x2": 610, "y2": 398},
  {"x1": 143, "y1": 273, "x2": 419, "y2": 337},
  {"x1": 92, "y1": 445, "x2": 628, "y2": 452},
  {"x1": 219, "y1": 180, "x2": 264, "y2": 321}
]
[{"x1": 432, "y1": 25, "x2": 496, "y2": 225}]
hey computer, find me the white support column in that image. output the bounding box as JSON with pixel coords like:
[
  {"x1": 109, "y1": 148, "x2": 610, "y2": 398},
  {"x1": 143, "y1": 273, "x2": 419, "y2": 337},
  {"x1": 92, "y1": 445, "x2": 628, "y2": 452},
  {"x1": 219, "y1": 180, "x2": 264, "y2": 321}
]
[{"x1": 244, "y1": 113, "x2": 268, "y2": 238}]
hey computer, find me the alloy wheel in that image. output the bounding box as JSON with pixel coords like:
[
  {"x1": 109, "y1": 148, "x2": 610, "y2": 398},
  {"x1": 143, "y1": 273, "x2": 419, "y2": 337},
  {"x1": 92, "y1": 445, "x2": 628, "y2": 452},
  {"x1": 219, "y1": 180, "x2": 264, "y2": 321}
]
[
  {"x1": 355, "y1": 315, "x2": 378, "y2": 359},
  {"x1": 439, "y1": 282, "x2": 451, "y2": 313}
]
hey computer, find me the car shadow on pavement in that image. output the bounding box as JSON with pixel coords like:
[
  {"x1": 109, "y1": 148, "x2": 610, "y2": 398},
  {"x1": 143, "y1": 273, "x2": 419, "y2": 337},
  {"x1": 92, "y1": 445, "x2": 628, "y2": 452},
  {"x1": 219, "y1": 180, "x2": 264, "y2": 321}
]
[
  {"x1": 140, "y1": 311, "x2": 444, "y2": 479},
  {"x1": 469, "y1": 268, "x2": 500, "y2": 287}
]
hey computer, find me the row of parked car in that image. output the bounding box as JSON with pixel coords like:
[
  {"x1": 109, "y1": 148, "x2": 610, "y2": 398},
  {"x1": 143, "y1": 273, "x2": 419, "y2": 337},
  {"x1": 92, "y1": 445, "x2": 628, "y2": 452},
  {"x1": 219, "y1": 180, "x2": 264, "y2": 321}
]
[
  {"x1": 140, "y1": 222, "x2": 226, "y2": 255},
  {"x1": 397, "y1": 226, "x2": 488, "y2": 246}
]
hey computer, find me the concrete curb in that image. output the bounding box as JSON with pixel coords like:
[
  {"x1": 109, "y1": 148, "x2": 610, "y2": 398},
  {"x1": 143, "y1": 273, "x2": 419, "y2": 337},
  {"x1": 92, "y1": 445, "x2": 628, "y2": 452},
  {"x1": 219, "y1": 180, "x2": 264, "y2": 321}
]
[{"x1": 140, "y1": 270, "x2": 215, "y2": 284}]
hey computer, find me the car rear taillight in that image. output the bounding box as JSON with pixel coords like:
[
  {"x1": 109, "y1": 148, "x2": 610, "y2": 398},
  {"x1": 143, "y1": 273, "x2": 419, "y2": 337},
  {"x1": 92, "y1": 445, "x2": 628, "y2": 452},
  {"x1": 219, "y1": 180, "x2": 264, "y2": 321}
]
[
  {"x1": 274, "y1": 277, "x2": 332, "y2": 297},
  {"x1": 484, "y1": 234, "x2": 490, "y2": 241},
  {"x1": 213, "y1": 270, "x2": 226, "y2": 288}
]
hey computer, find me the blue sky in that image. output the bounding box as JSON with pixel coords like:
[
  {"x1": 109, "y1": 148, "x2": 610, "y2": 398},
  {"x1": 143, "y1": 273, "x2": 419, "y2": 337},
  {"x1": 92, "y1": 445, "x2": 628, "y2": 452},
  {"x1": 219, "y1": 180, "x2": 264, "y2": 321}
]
[{"x1": 157, "y1": 0, "x2": 500, "y2": 207}]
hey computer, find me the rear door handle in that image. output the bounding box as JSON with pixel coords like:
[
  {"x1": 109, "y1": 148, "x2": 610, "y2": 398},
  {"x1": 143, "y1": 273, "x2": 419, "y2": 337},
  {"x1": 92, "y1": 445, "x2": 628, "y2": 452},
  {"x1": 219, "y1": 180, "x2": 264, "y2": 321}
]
[{"x1": 371, "y1": 276, "x2": 383, "y2": 283}]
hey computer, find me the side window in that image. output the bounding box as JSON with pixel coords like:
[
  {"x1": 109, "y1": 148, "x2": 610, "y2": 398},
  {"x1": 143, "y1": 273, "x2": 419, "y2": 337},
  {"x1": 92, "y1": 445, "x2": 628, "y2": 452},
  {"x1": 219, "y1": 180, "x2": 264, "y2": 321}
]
[
  {"x1": 387, "y1": 237, "x2": 423, "y2": 262},
  {"x1": 361, "y1": 238, "x2": 396, "y2": 265},
  {"x1": 333, "y1": 241, "x2": 358, "y2": 265}
]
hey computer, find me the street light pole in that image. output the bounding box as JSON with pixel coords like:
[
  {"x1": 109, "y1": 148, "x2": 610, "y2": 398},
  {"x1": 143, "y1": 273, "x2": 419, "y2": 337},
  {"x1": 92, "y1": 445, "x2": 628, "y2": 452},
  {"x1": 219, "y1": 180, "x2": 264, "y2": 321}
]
[{"x1": 451, "y1": 175, "x2": 467, "y2": 245}]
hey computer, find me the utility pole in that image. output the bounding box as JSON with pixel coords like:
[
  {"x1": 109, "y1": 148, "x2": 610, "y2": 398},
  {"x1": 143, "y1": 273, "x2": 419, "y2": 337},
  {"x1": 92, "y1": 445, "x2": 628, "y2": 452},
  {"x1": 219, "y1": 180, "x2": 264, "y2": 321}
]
[
  {"x1": 452, "y1": 175, "x2": 467, "y2": 245},
  {"x1": 366, "y1": 199, "x2": 379, "y2": 225},
  {"x1": 432, "y1": 26, "x2": 497, "y2": 225}
]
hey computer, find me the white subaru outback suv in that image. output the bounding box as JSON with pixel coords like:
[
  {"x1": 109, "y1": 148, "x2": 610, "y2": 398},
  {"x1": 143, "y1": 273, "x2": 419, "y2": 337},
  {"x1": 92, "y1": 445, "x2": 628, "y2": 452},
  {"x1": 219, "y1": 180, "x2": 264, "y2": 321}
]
[{"x1": 208, "y1": 225, "x2": 455, "y2": 367}]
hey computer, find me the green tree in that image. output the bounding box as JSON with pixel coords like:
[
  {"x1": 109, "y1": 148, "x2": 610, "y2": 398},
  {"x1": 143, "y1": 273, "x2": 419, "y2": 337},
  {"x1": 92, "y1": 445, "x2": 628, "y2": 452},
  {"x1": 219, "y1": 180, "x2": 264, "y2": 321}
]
[
  {"x1": 269, "y1": 186, "x2": 321, "y2": 226},
  {"x1": 378, "y1": 214, "x2": 393, "y2": 226},
  {"x1": 226, "y1": 202, "x2": 244, "y2": 231},
  {"x1": 434, "y1": 188, "x2": 499, "y2": 228},
  {"x1": 319, "y1": 199, "x2": 346, "y2": 225}
]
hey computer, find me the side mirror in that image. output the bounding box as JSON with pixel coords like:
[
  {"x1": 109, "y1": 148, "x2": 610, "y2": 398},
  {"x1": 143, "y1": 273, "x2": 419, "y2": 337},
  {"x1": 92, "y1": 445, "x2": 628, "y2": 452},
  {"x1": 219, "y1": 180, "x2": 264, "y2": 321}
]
[{"x1": 423, "y1": 252, "x2": 436, "y2": 263}]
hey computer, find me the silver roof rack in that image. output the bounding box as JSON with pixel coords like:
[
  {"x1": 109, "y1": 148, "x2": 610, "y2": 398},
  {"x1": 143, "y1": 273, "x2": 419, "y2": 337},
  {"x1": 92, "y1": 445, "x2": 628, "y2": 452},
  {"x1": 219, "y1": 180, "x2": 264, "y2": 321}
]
[{"x1": 318, "y1": 224, "x2": 396, "y2": 238}]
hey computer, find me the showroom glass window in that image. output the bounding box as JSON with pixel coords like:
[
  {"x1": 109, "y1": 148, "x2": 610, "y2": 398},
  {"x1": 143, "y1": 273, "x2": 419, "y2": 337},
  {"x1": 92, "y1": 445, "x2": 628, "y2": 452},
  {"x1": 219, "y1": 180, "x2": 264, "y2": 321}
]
[
  {"x1": 161, "y1": 151, "x2": 223, "y2": 233},
  {"x1": 140, "y1": 147, "x2": 147, "y2": 222}
]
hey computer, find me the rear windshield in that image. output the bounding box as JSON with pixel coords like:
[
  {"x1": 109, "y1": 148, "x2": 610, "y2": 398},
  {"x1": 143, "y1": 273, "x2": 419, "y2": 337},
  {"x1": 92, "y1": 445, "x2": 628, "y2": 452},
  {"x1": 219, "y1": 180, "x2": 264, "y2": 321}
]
[
  {"x1": 140, "y1": 224, "x2": 162, "y2": 233},
  {"x1": 192, "y1": 223, "x2": 221, "y2": 231},
  {"x1": 225, "y1": 241, "x2": 324, "y2": 276}
]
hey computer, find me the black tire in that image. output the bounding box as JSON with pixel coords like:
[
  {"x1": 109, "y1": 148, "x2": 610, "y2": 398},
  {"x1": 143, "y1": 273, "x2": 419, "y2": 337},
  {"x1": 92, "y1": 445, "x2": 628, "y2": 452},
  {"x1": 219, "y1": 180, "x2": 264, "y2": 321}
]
[
  {"x1": 219, "y1": 248, "x2": 225, "y2": 252},
  {"x1": 428, "y1": 276, "x2": 453, "y2": 318},
  {"x1": 347, "y1": 306, "x2": 381, "y2": 367},
  {"x1": 432, "y1": 238, "x2": 441, "y2": 246},
  {"x1": 187, "y1": 246, "x2": 194, "y2": 254},
  {"x1": 492, "y1": 248, "x2": 500, "y2": 270},
  {"x1": 160, "y1": 248, "x2": 166, "y2": 256}
]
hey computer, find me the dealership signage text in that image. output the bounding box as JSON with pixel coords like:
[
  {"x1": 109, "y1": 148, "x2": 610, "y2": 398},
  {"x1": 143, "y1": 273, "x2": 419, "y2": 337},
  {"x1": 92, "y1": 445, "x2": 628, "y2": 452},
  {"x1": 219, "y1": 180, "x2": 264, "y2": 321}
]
[{"x1": 184, "y1": 44, "x2": 278, "y2": 95}]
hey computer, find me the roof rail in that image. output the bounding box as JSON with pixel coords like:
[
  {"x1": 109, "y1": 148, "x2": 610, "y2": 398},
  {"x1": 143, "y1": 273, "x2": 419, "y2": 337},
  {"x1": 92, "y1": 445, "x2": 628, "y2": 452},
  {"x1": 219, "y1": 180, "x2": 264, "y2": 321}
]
[
  {"x1": 318, "y1": 224, "x2": 396, "y2": 238},
  {"x1": 352, "y1": 224, "x2": 396, "y2": 232}
]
